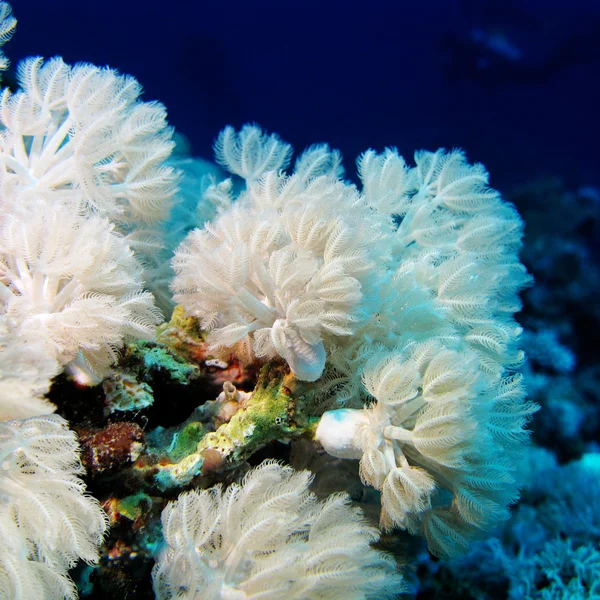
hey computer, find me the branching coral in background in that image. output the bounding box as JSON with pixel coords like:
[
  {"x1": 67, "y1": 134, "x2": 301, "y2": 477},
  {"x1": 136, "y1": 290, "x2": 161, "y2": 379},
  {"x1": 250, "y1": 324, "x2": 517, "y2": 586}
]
[
  {"x1": 152, "y1": 460, "x2": 403, "y2": 600},
  {"x1": 0, "y1": 414, "x2": 108, "y2": 600},
  {"x1": 418, "y1": 450, "x2": 600, "y2": 600},
  {"x1": 511, "y1": 178, "x2": 600, "y2": 459}
]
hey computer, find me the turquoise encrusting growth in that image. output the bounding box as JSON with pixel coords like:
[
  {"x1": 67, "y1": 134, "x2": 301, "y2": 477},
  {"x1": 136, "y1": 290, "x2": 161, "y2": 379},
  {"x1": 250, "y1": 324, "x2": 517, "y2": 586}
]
[{"x1": 125, "y1": 341, "x2": 201, "y2": 387}]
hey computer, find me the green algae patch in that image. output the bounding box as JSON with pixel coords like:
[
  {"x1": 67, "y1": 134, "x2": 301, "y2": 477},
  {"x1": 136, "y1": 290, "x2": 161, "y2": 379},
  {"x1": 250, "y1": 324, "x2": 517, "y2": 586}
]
[
  {"x1": 155, "y1": 305, "x2": 211, "y2": 366},
  {"x1": 158, "y1": 305, "x2": 205, "y2": 340},
  {"x1": 168, "y1": 421, "x2": 205, "y2": 463},
  {"x1": 144, "y1": 362, "x2": 320, "y2": 488},
  {"x1": 197, "y1": 362, "x2": 319, "y2": 468},
  {"x1": 116, "y1": 492, "x2": 153, "y2": 522},
  {"x1": 145, "y1": 419, "x2": 207, "y2": 490}
]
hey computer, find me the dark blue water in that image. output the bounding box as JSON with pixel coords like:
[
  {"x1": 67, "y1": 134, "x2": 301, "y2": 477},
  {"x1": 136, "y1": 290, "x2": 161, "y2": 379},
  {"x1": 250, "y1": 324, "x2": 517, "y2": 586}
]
[{"x1": 10, "y1": 0, "x2": 600, "y2": 188}]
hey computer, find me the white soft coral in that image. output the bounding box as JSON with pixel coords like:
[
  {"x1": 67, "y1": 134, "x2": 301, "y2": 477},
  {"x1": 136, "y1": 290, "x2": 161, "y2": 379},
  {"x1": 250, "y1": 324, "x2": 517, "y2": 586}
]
[
  {"x1": 0, "y1": 1, "x2": 15, "y2": 73},
  {"x1": 315, "y1": 147, "x2": 536, "y2": 557},
  {"x1": 0, "y1": 203, "x2": 162, "y2": 417},
  {"x1": 152, "y1": 460, "x2": 402, "y2": 600},
  {"x1": 0, "y1": 414, "x2": 108, "y2": 600},
  {"x1": 0, "y1": 10, "x2": 178, "y2": 417},
  {"x1": 0, "y1": 56, "x2": 178, "y2": 223},
  {"x1": 172, "y1": 125, "x2": 391, "y2": 381}
]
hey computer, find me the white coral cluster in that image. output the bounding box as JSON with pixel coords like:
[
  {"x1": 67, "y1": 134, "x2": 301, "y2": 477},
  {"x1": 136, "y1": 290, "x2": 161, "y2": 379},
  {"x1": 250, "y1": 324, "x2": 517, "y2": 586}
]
[
  {"x1": 0, "y1": 56, "x2": 177, "y2": 222},
  {"x1": 0, "y1": 414, "x2": 108, "y2": 600},
  {"x1": 0, "y1": 0, "x2": 538, "y2": 594},
  {"x1": 173, "y1": 126, "x2": 535, "y2": 557},
  {"x1": 0, "y1": 0, "x2": 15, "y2": 73},
  {"x1": 0, "y1": 38, "x2": 179, "y2": 418},
  {"x1": 152, "y1": 460, "x2": 403, "y2": 600},
  {"x1": 315, "y1": 149, "x2": 537, "y2": 556},
  {"x1": 172, "y1": 125, "x2": 391, "y2": 381},
  {"x1": 0, "y1": 205, "x2": 162, "y2": 417},
  {"x1": 0, "y1": 5, "x2": 174, "y2": 597}
]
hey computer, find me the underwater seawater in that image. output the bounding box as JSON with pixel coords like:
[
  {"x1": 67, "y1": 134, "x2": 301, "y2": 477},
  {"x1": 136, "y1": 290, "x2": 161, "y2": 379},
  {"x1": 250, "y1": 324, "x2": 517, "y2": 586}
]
[{"x1": 1, "y1": 1, "x2": 599, "y2": 599}]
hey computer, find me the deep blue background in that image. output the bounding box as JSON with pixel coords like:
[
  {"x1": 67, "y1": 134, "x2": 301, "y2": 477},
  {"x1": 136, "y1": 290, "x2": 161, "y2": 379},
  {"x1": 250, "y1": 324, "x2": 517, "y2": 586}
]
[{"x1": 7, "y1": 0, "x2": 600, "y2": 189}]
